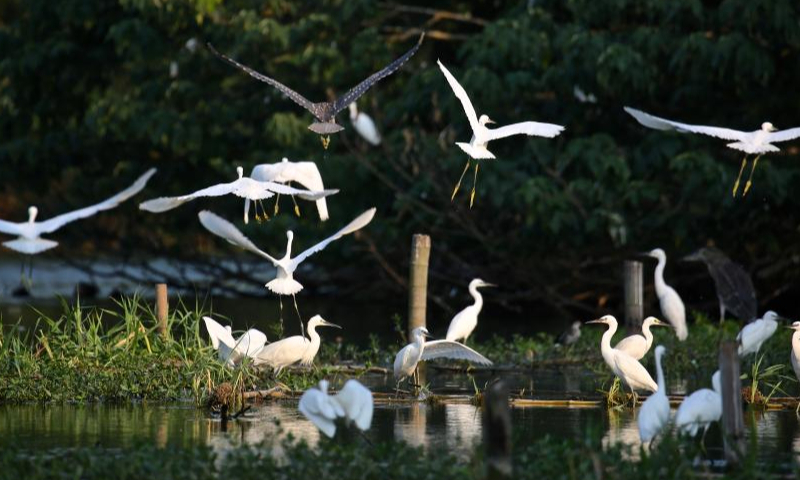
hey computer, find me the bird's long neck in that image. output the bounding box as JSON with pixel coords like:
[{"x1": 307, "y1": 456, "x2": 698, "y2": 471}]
[
  {"x1": 642, "y1": 323, "x2": 654, "y2": 350},
  {"x1": 654, "y1": 256, "x2": 667, "y2": 293},
  {"x1": 468, "y1": 283, "x2": 484, "y2": 312},
  {"x1": 284, "y1": 235, "x2": 294, "y2": 259},
  {"x1": 654, "y1": 352, "x2": 665, "y2": 392},
  {"x1": 600, "y1": 321, "x2": 617, "y2": 363},
  {"x1": 307, "y1": 324, "x2": 320, "y2": 345},
  {"x1": 793, "y1": 331, "x2": 800, "y2": 359}
]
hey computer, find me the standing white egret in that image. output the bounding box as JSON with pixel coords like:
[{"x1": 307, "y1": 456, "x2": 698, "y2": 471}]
[
  {"x1": 247, "y1": 159, "x2": 333, "y2": 222},
  {"x1": 394, "y1": 326, "x2": 493, "y2": 389},
  {"x1": 203, "y1": 316, "x2": 267, "y2": 367},
  {"x1": 614, "y1": 316, "x2": 670, "y2": 360},
  {"x1": 788, "y1": 322, "x2": 800, "y2": 385},
  {"x1": 637, "y1": 345, "x2": 670, "y2": 443},
  {"x1": 298, "y1": 379, "x2": 374, "y2": 438},
  {"x1": 437, "y1": 60, "x2": 564, "y2": 207},
  {"x1": 254, "y1": 315, "x2": 340, "y2": 375},
  {"x1": 445, "y1": 278, "x2": 496, "y2": 343},
  {"x1": 349, "y1": 103, "x2": 381, "y2": 146},
  {"x1": 737, "y1": 311, "x2": 782, "y2": 357},
  {"x1": 198, "y1": 208, "x2": 375, "y2": 335},
  {"x1": 140, "y1": 166, "x2": 337, "y2": 222},
  {"x1": 645, "y1": 249, "x2": 687, "y2": 341},
  {"x1": 0, "y1": 168, "x2": 156, "y2": 255},
  {"x1": 586, "y1": 315, "x2": 658, "y2": 394},
  {"x1": 624, "y1": 107, "x2": 800, "y2": 196},
  {"x1": 675, "y1": 371, "x2": 722, "y2": 437}
]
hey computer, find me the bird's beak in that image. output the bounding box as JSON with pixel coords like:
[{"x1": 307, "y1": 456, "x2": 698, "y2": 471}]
[
  {"x1": 322, "y1": 320, "x2": 342, "y2": 329},
  {"x1": 422, "y1": 331, "x2": 432, "y2": 338},
  {"x1": 486, "y1": 119, "x2": 496, "y2": 125},
  {"x1": 770, "y1": 125, "x2": 778, "y2": 132},
  {"x1": 653, "y1": 319, "x2": 671, "y2": 328},
  {"x1": 681, "y1": 253, "x2": 700, "y2": 262},
  {"x1": 481, "y1": 282, "x2": 497, "y2": 288},
  {"x1": 586, "y1": 319, "x2": 605, "y2": 324}
]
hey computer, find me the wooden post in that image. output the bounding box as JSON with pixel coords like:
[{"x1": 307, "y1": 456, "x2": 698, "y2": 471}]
[
  {"x1": 156, "y1": 283, "x2": 168, "y2": 338},
  {"x1": 623, "y1": 261, "x2": 644, "y2": 332},
  {"x1": 483, "y1": 380, "x2": 512, "y2": 480},
  {"x1": 408, "y1": 234, "x2": 431, "y2": 389},
  {"x1": 719, "y1": 341, "x2": 746, "y2": 466}
]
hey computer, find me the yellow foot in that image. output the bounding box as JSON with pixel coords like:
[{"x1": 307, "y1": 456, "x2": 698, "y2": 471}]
[
  {"x1": 743, "y1": 180, "x2": 753, "y2": 196},
  {"x1": 451, "y1": 184, "x2": 461, "y2": 202},
  {"x1": 469, "y1": 188, "x2": 476, "y2": 208},
  {"x1": 294, "y1": 205, "x2": 301, "y2": 217},
  {"x1": 321, "y1": 136, "x2": 330, "y2": 149}
]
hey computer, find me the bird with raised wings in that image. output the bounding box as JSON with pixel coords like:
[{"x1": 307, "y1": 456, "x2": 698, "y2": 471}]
[
  {"x1": 202, "y1": 316, "x2": 267, "y2": 367},
  {"x1": 246, "y1": 159, "x2": 333, "y2": 222},
  {"x1": 437, "y1": 60, "x2": 564, "y2": 207},
  {"x1": 207, "y1": 33, "x2": 423, "y2": 149},
  {"x1": 298, "y1": 379, "x2": 373, "y2": 438}
]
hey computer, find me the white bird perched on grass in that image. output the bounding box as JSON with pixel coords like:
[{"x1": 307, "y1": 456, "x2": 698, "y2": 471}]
[
  {"x1": 437, "y1": 60, "x2": 564, "y2": 207},
  {"x1": 638, "y1": 345, "x2": 670, "y2": 443},
  {"x1": 299, "y1": 379, "x2": 373, "y2": 438},
  {"x1": 586, "y1": 315, "x2": 658, "y2": 394},
  {"x1": 614, "y1": 316, "x2": 670, "y2": 360},
  {"x1": 254, "y1": 315, "x2": 340, "y2": 375},
  {"x1": 644, "y1": 248, "x2": 687, "y2": 341},
  {"x1": 394, "y1": 326, "x2": 493, "y2": 389},
  {"x1": 198, "y1": 208, "x2": 375, "y2": 335},
  {"x1": 675, "y1": 371, "x2": 722, "y2": 438},
  {"x1": 624, "y1": 107, "x2": 800, "y2": 197},
  {"x1": 445, "y1": 278, "x2": 495, "y2": 343},
  {"x1": 202, "y1": 316, "x2": 267, "y2": 367},
  {"x1": 0, "y1": 168, "x2": 156, "y2": 255},
  {"x1": 349, "y1": 103, "x2": 381, "y2": 146},
  {"x1": 247, "y1": 159, "x2": 333, "y2": 222},
  {"x1": 788, "y1": 322, "x2": 800, "y2": 387},
  {"x1": 737, "y1": 311, "x2": 782, "y2": 357},
  {"x1": 140, "y1": 166, "x2": 337, "y2": 223}
]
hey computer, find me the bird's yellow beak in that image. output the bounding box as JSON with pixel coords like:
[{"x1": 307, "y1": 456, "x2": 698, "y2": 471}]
[{"x1": 653, "y1": 319, "x2": 671, "y2": 328}]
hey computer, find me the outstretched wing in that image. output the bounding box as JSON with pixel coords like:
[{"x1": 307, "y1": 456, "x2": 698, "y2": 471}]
[
  {"x1": 421, "y1": 340, "x2": 493, "y2": 365},
  {"x1": 264, "y1": 182, "x2": 338, "y2": 201},
  {"x1": 298, "y1": 388, "x2": 341, "y2": 438},
  {"x1": 767, "y1": 127, "x2": 800, "y2": 143},
  {"x1": 36, "y1": 168, "x2": 156, "y2": 235},
  {"x1": 291, "y1": 208, "x2": 376, "y2": 268},
  {"x1": 624, "y1": 107, "x2": 746, "y2": 141},
  {"x1": 486, "y1": 121, "x2": 564, "y2": 141},
  {"x1": 140, "y1": 182, "x2": 239, "y2": 213},
  {"x1": 332, "y1": 33, "x2": 424, "y2": 115},
  {"x1": 198, "y1": 210, "x2": 279, "y2": 265},
  {"x1": 437, "y1": 59, "x2": 480, "y2": 133},
  {"x1": 207, "y1": 43, "x2": 318, "y2": 118},
  {"x1": 203, "y1": 316, "x2": 236, "y2": 350},
  {"x1": 334, "y1": 379, "x2": 374, "y2": 431},
  {"x1": 0, "y1": 219, "x2": 24, "y2": 236}
]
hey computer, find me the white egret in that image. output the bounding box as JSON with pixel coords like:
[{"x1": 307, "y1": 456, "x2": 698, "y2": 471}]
[
  {"x1": 675, "y1": 371, "x2": 722, "y2": 437},
  {"x1": 298, "y1": 379, "x2": 373, "y2": 438},
  {"x1": 0, "y1": 168, "x2": 156, "y2": 255},
  {"x1": 140, "y1": 166, "x2": 337, "y2": 222},
  {"x1": 202, "y1": 316, "x2": 267, "y2": 367},
  {"x1": 788, "y1": 322, "x2": 800, "y2": 385},
  {"x1": 644, "y1": 248, "x2": 687, "y2": 341},
  {"x1": 637, "y1": 345, "x2": 670, "y2": 443},
  {"x1": 614, "y1": 316, "x2": 670, "y2": 360},
  {"x1": 437, "y1": 60, "x2": 564, "y2": 206},
  {"x1": 737, "y1": 311, "x2": 781, "y2": 357},
  {"x1": 198, "y1": 208, "x2": 375, "y2": 335},
  {"x1": 394, "y1": 326, "x2": 493, "y2": 388},
  {"x1": 445, "y1": 278, "x2": 496, "y2": 343},
  {"x1": 247, "y1": 159, "x2": 333, "y2": 222},
  {"x1": 624, "y1": 107, "x2": 800, "y2": 196},
  {"x1": 207, "y1": 34, "x2": 423, "y2": 149},
  {"x1": 586, "y1": 315, "x2": 658, "y2": 394},
  {"x1": 555, "y1": 321, "x2": 582, "y2": 346},
  {"x1": 349, "y1": 103, "x2": 381, "y2": 146},
  {"x1": 254, "y1": 315, "x2": 340, "y2": 375}
]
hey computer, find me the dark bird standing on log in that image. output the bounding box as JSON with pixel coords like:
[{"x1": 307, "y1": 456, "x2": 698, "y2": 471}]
[{"x1": 683, "y1": 247, "x2": 757, "y2": 323}]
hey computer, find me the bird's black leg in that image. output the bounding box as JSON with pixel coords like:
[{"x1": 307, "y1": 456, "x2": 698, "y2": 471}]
[
  {"x1": 292, "y1": 293, "x2": 305, "y2": 338},
  {"x1": 469, "y1": 162, "x2": 480, "y2": 208},
  {"x1": 451, "y1": 159, "x2": 471, "y2": 202},
  {"x1": 732, "y1": 155, "x2": 748, "y2": 197},
  {"x1": 743, "y1": 155, "x2": 762, "y2": 196}
]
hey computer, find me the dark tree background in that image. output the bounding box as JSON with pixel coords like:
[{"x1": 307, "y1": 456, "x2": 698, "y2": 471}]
[{"x1": 1, "y1": 0, "x2": 798, "y2": 323}]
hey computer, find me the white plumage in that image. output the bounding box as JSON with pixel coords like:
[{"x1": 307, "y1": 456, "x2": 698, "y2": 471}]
[
  {"x1": 586, "y1": 315, "x2": 658, "y2": 393},
  {"x1": 614, "y1": 316, "x2": 669, "y2": 360},
  {"x1": 675, "y1": 371, "x2": 722, "y2": 437},
  {"x1": 637, "y1": 345, "x2": 670, "y2": 443},
  {"x1": 349, "y1": 103, "x2": 381, "y2": 146},
  {"x1": 0, "y1": 169, "x2": 156, "y2": 255},
  {"x1": 247, "y1": 159, "x2": 333, "y2": 222},
  {"x1": 298, "y1": 379, "x2": 373, "y2": 438},
  {"x1": 737, "y1": 311, "x2": 780, "y2": 357},
  {"x1": 198, "y1": 208, "x2": 375, "y2": 296},
  {"x1": 393, "y1": 327, "x2": 493, "y2": 383},
  {"x1": 789, "y1": 322, "x2": 800, "y2": 384},
  {"x1": 202, "y1": 316, "x2": 267, "y2": 367},
  {"x1": 445, "y1": 278, "x2": 495, "y2": 343},
  {"x1": 254, "y1": 315, "x2": 340, "y2": 374},
  {"x1": 646, "y1": 248, "x2": 687, "y2": 341}
]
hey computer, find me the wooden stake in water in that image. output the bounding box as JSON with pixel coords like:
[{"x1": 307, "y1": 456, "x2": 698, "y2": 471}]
[
  {"x1": 408, "y1": 234, "x2": 431, "y2": 389},
  {"x1": 719, "y1": 341, "x2": 746, "y2": 466},
  {"x1": 156, "y1": 283, "x2": 168, "y2": 338},
  {"x1": 484, "y1": 380, "x2": 512, "y2": 480},
  {"x1": 623, "y1": 260, "x2": 644, "y2": 333}
]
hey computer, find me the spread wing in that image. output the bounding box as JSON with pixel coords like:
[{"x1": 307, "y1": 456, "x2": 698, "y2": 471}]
[
  {"x1": 235, "y1": 328, "x2": 268, "y2": 358},
  {"x1": 0, "y1": 219, "x2": 24, "y2": 236},
  {"x1": 291, "y1": 207, "x2": 376, "y2": 268},
  {"x1": 249, "y1": 161, "x2": 332, "y2": 221},
  {"x1": 198, "y1": 210, "x2": 279, "y2": 265},
  {"x1": 437, "y1": 59, "x2": 480, "y2": 132},
  {"x1": 624, "y1": 107, "x2": 747, "y2": 141},
  {"x1": 332, "y1": 33, "x2": 424, "y2": 115},
  {"x1": 767, "y1": 127, "x2": 800, "y2": 143},
  {"x1": 265, "y1": 182, "x2": 338, "y2": 201},
  {"x1": 140, "y1": 182, "x2": 241, "y2": 213},
  {"x1": 298, "y1": 389, "x2": 340, "y2": 438},
  {"x1": 334, "y1": 380, "x2": 374, "y2": 431},
  {"x1": 203, "y1": 316, "x2": 236, "y2": 350},
  {"x1": 486, "y1": 121, "x2": 565, "y2": 141},
  {"x1": 207, "y1": 43, "x2": 318, "y2": 118},
  {"x1": 36, "y1": 168, "x2": 156, "y2": 235},
  {"x1": 421, "y1": 340, "x2": 493, "y2": 365}
]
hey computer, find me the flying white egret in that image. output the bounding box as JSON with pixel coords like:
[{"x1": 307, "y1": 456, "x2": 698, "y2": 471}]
[
  {"x1": 614, "y1": 316, "x2": 670, "y2": 360},
  {"x1": 0, "y1": 168, "x2": 156, "y2": 256},
  {"x1": 445, "y1": 278, "x2": 496, "y2": 343},
  {"x1": 394, "y1": 326, "x2": 493, "y2": 389},
  {"x1": 675, "y1": 371, "x2": 722, "y2": 438},
  {"x1": 139, "y1": 166, "x2": 337, "y2": 222},
  {"x1": 202, "y1": 316, "x2": 267, "y2": 367},
  {"x1": 254, "y1": 315, "x2": 340, "y2": 375},
  {"x1": 555, "y1": 321, "x2": 582, "y2": 347},
  {"x1": 737, "y1": 311, "x2": 782, "y2": 357},
  {"x1": 246, "y1": 159, "x2": 333, "y2": 222},
  {"x1": 788, "y1": 322, "x2": 800, "y2": 386},
  {"x1": 644, "y1": 249, "x2": 687, "y2": 341},
  {"x1": 437, "y1": 60, "x2": 564, "y2": 207},
  {"x1": 624, "y1": 107, "x2": 800, "y2": 196},
  {"x1": 586, "y1": 315, "x2": 658, "y2": 394},
  {"x1": 349, "y1": 103, "x2": 381, "y2": 146},
  {"x1": 299, "y1": 379, "x2": 373, "y2": 438},
  {"x1": 198, "y1": 208, "x2": 375, "y2": 335},
  {"x1": 637, "y1": 345, "x2": 670, "y2": 443}
]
